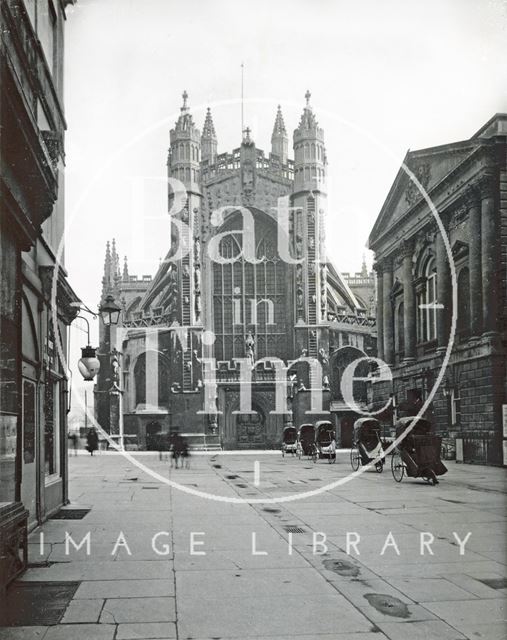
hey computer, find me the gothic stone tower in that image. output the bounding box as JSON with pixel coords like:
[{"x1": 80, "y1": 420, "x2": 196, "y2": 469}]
[{"x1": 113, "y1": 92, "x2": 370, "y2": 450}]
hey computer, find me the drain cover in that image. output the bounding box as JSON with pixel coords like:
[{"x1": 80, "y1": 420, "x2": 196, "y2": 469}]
[
  {"x1": 50, "y1": 509, "x2": 90, "y2": 520},
  {"x1": 4, "y1": 581, "x2": 79, "y2": 626},
  {"x1": 284, "y1": 525, "x2": 306, "y2": 533}
]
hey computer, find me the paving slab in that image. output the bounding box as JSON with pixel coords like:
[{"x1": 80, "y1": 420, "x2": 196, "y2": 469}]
[
  {"x1": 176, "y1": 635, "x2": 387, "y2": 640},
  {"x1": 0, "y1": 628, "x2": 48, "y2": 640},
  {"x1": 382, "y1": 577, "x2": 480, "y2": 602},
  {"x1": 377, "y1": 619, "x2": 467, "y2": 639},
  {"x1": 456, "y1": 622, "x2": 507, "y2": 639},
  {"x1": 99, "y1": 597, "x2": 176, "y2": 623},
  {"x1": 421, "y1": 598, "x2": 506, "y2": 634},
  {"x1": 60, "y1": 598, "x2": 104, "y2": 623},
  {"x1": 19, "y1": 560, "x2": 173, "y2": 582},
  {"x1": 177, "y1": 593, "x2": 372, "y2": 637},
  {"x1": 74, "y1": 579, "x2": 175, "y2": 599},
  {"x1": 176, "y1": 567, "x2": 331, "y2": 599},
  {"x1": 116, "y1": 622, "x2": 177, "y2": 639},
  {"x1": 43, "y1": 624, "x2": 115, "y2": 639}
]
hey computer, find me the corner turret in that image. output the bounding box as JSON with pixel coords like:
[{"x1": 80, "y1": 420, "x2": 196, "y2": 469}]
[
  {"x1": 201, "y1": 107, "x2": 217, "y2": 164},
  {"x1": 293, "y1": 90, "x2": 327, "y2": 195},
  {"x1": 168, "y1": 91, "x2": 201, "y2": 194},
  {"x1": 271, "y1": 105, "x2": 288, "y2": 164}
]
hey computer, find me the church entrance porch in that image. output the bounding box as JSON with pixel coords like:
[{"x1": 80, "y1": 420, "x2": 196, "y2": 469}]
[
  {"x1": 218, "y1": 386, "x2": 284, "y2": 450},
  {"x1": 236, "y1": 411, "x2": 265, "y2": 449}
]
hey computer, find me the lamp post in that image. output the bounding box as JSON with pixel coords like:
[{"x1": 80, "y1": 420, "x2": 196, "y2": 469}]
[
  {"x1": 75, "y1": 314, "x2": 100, "y2": 381},
  {"x1": 442, "y1": 377, "x2": 453, "y2": 435},
  {"x1": 98, "y1": 295, "x2": 123, "y2": 449}
]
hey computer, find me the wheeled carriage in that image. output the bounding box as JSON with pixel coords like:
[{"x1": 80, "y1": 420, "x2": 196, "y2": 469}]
[
  {"x1": 391, "y1": 417, "x2": 447, "y2": 485},
  {"x1": 281, "y1": 426, "x2": 298, "y2": 457},
  {"x1": 315, "y1": 420, "x2": 336, "y2": 463},
  {"x1": 350, "y1": 417, "x2": 385, "y2": 472},
  {"x1": 296, "y1": 423, "x2": 317, "y2": 462}
]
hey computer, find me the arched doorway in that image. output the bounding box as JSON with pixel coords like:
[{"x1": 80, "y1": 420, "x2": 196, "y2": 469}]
[
  {"x1": 340, "y1": 416, "x2": 355, "y2": 449},
  {"x1": 236, "y1": 408, "x2": 265, "y2": 448},
  {"x1": 146, "y1": 420, "x2": 162, "y2": 451}
]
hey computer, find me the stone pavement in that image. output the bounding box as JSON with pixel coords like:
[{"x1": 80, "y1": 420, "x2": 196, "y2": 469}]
[{"x1": 1, "y1": 450, "x2": 506, "y2": 640}]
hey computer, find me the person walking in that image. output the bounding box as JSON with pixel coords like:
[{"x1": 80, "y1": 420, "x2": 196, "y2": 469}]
[
  {"x1": 171, "y1": 431, "x2": 184, "y2": 469},
  {"x1": 181, "y1": 436, "x2": 190, "y2": 469},
  {"x1": 86, "y1": 427, "x2": 99, "y2": 456},
  {"x1": 68, "y1": 430, "x2": 78, "y2": 456}
]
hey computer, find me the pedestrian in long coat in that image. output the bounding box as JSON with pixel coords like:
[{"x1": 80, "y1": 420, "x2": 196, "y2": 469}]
[{"x1": 86, "y1": 428, "x2": 99, "y2": 456}]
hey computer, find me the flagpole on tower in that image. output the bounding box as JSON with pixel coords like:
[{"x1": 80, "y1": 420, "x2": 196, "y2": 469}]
[{"x1": 241, "y1": 62, "x2": 244, "y2": 137}]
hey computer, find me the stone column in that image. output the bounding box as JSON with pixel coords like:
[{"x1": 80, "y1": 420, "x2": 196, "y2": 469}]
[
  {"x1": 401, "y1": 241, "x2": 416, "y2": 361},
  {"x1": 466, "y1": 185, "x2": 482, "y2": 336},
  {"x1": 382, "y1": 258, "x2": 394, "y2": 364},
  {"x1": 480, "y1": 175, "x2": 498, "y2": 334},
  {"x1": 436, "y1": 222, "x2": 451, "y2": 350},
  {"x1": 373, "y1": 262, "x2": 384, "y2": 361}
]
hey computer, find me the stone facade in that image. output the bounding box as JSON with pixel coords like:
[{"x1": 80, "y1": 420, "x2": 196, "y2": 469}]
[
  {"x1": 0, "y1": 0, "x2": 78, "y2": 606},
  {"x1": 368, "y1": 114, "x2": 507, "y2": 465},
  {"x1": 96, "y1": 92, "x2": 377, "y2": 450},
  {"x1": 343, "y1": 258, "x2": 376, "y2": 318}
]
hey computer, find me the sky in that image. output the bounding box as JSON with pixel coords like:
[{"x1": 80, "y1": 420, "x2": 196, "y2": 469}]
[{"x1": 63, "y1": 0, "x2": 507, "y2": 396}]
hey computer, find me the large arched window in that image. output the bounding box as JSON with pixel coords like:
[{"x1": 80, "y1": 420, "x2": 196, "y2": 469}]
[
  {"x1": 457, "y1": 267, "x2": 470, "y2": 338},
  {"x1": 417, "y1": 256, "x2": 437, "y2": 342},
  {"x1": 212, "y1": 210, "x2": 289, "y2": 361},
  {"x1": 134, "y1": 351, "x2": 169, "y2": 408}
]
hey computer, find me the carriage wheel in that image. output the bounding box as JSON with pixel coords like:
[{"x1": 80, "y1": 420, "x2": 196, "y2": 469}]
[
  {"x1": 329, "y1": 453, "x2": 336, "y2": 464},
  {"x1": 350, "y1": 447, "x2": 360, "y2": 471},
  {"x1": 391, "y1": 451, "x2": 405, "y2": 482},
  {"x1": 375, "y1": 461, "x2": 384, "y2": 473},
  {"x1": 424, "y1": 469, "x2": 439, "y2": 485}
]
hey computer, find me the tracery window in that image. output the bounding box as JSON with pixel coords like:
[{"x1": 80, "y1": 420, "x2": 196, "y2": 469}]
[
  {"x1": 134, "y1": 351, "x2": 169, "y2": 407},
  {"x1": 212, "y1": 212, "x2": 288, "y2": 361}
]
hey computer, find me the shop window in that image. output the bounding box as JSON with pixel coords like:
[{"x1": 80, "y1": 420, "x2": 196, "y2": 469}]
[
  {"x1": 45, "y1": 379, "x2": 60, "y2": 478},
  {"x1": 23, "y1": 380, "x2": 36, "y2": 464}
]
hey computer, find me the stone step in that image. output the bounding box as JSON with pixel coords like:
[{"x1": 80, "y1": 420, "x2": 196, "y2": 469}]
[{"x1": 180, "y1": 433, "x2": 222, "y2": 452}]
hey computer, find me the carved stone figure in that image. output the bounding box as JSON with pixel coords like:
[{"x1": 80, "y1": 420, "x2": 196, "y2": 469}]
[{"x1": 245, "y1": 332, "x2": 255, "y2": 364}]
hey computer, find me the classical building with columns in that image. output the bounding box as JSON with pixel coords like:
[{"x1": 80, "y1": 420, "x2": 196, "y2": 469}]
[
  {"x1": 95, "y1": 92, "x2": 377, "y2": 450},
  {"x1": 368, "y1": 114, "x2": 507, "y2": 465}
]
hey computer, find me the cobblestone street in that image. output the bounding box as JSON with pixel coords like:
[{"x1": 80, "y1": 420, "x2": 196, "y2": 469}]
[{"x1": 2, "y1": 451, "x2": 506, "y2": 640}]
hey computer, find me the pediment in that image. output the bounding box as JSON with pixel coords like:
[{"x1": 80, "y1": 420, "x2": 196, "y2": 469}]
[{"x1": 369, "y1": 140, "x2": 478, "y2": 248}]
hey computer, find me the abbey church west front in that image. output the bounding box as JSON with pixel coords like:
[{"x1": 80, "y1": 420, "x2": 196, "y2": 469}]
[{"x1": 95, "y1": 92, "x2": 376, "y2": 450}]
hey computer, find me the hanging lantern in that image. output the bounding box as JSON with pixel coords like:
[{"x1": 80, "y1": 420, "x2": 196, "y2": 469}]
[
  {"x1": 78, "y1": 346, "x2": 101, "y2": 381},
  {"x1": 99, "y1": 294, "x2": 121, "y2": 327}
]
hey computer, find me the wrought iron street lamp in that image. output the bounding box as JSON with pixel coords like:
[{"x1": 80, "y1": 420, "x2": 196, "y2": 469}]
[
  {"x1": 99, "y1": 294, "x2": 121, "y2": 327},
  {"x1": 98, "y1": 294, "x2": 124, "y2": 450}
]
